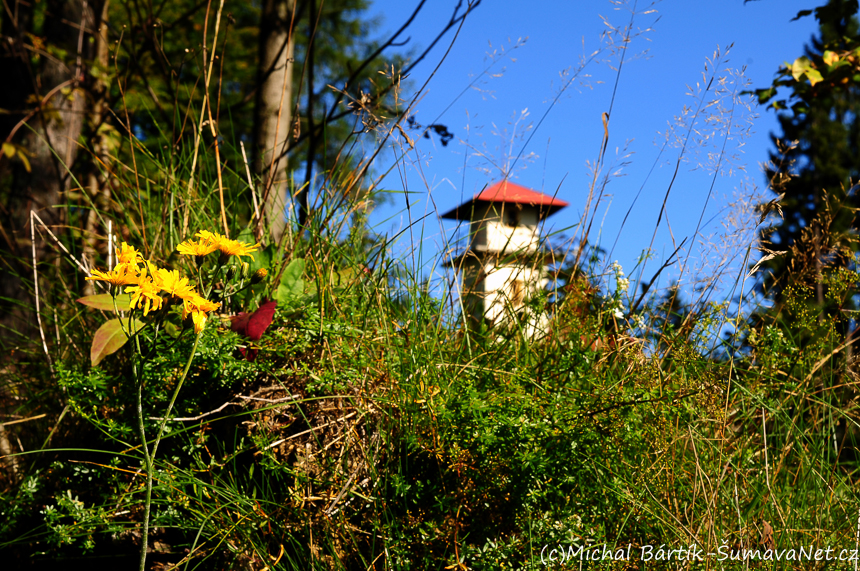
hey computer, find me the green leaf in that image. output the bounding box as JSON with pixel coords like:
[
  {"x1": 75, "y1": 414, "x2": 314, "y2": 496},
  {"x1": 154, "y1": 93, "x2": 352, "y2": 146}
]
[
  {"x1": 756, "y1": 87, "x2": 777, "y2": 104},
  {"x1": 791, "y1": 101, "x2": 810, "y2": 115},
  {"x1": 163, "y1": 321, "x2": 180, "y2": 338},
  {"x1": 274, "y1": 258, "x2": 305, "y2": 305},
  {"x1": 250, "y1": 244, "x2": 273, "y2": 274},
  {"x1": 334, "y1": 267, "x2": 358, "y2": 288},
  {"x1": 91, "y1": 318, "x2": 144, "y2": 366},
  {"x1": 77, "y1": 293, "x2": 133, "y2": 311}
]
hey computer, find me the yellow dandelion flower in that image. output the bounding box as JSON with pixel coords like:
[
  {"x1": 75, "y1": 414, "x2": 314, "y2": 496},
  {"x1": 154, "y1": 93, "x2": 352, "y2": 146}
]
[
  {"x1": 182, "y1": 294, "x2": 221, "y2": 333},
  {"x1": 193, "y1": 230, "x2": 259, "y2": 259},
  {"x1": 182, "y1": 294, "x2": 220, "y2": 316},
  {"x1": 153, "y1": 268, "x2": 197, "y2": 299},
  {"x1": 116, "y1": 242, "x2": 144, "y2": 267},
  {"x1": 176, "y1": 237, "x2": 219, "y2": 257},
  {"x1": 86, "y1": 264, "x2": 140, "y2": 287},
  {"x1": 215, "y1": 238, "x2": 260, "y2": 259},
  {"x1": 127, "y1": 277, "x2": 164, "y2": 316},
  {"x1": 184, "y1": 230, "x2": 259, "y2": 260},
  {"x1": 190, "y1": 310, "x2": 208, "y2": 334},
  {"x1": 194, "y1": 230, "x2": 225, "y2": 244}
]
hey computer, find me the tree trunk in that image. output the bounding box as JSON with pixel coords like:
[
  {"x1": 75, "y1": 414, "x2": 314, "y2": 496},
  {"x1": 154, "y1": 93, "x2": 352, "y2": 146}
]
[
  {"x1": 82, "y1": 0, "x2": 112, "y2": 295},
  {"x1": 0, "y1": 1, "x2": 35, "y2": 257},
  {"x1": 0, "y1": 0, "x2": 101, "y2": 345},
  {"x1": 27, "y1": 0, "x2": 97, "y2": 224},
  {"x1": 0, "y1": 0, "x2": 103, "y2": 483},
  {"x1": 254, "y1": 0, "x2": 296, "y2": 244}
]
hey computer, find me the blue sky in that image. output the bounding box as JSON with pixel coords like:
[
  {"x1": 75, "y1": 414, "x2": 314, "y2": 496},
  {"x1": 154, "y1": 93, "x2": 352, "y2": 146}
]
[{"x1": 364, "y1": 0, "x2": 822, "y2": 310}]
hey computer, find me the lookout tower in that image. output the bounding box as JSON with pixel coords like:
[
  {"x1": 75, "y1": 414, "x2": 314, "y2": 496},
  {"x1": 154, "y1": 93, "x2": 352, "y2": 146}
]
[{"x1": 443, "y1": 180, "x2": 568, "y2": 333}]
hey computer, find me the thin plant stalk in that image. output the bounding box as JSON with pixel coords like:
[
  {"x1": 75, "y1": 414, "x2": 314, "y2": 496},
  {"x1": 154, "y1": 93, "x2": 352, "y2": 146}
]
[
  {"x1": 131, "y1": 316, "x2": 202, "y2": 571},
  {"x1": 134, "y1": 349, "x2": 154, "y2": 571}
]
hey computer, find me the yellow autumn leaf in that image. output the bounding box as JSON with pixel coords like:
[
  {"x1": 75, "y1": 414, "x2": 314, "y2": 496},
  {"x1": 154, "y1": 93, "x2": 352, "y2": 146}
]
[
  {"x1": 806, "y1": 68, "x2": 824, "y2": 86},
  {"x1": 789, "y1": 57, "x2": 824, "y2": 86},
  {"x1": 788, "y1": 57, "x2": 812, "y2": 81},
  {"x1": 2, "y1": 142, "x2": 15, "y2": 158},
  {"x1": 18, "y1": 150, "x2": 31, "y2": 172},
  {"x1": 823, "y1": 50, "x2": 839, "y2": 66}
]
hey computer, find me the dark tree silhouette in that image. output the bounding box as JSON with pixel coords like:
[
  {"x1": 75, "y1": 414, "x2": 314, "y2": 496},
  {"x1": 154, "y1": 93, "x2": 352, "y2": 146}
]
[{"x1": 754, "y1": 0, "x2": 860, "y2": 317}]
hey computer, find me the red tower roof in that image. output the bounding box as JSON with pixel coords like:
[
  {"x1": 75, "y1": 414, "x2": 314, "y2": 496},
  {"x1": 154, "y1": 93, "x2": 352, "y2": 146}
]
[{"x1": 441, "y1": 180, "x2": 568, "y2": 220}]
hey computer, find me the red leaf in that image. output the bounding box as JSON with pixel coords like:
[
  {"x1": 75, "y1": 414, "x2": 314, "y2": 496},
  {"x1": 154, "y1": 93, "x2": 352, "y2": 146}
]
[
  {"x1": 246, "y1": 300, "x2": 277, "y2": 341},
  {"x1": 230, "y1": 312, "x2": 251, "y2": 336},
  {"x1": 230, "y1": 300, "x2": 277, "y2": 362},
  {"x1": 91, "y1": 318, "x2": 144, "y2": 366},
  {"x1": 238, "y1": 347, "x2": 259, "y2": 362}
]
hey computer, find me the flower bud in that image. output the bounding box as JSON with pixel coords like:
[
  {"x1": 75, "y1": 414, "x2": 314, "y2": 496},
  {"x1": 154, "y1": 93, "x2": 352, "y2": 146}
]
[{"x1": 251, "y1": 268, "x2": 268, "y2": 284}]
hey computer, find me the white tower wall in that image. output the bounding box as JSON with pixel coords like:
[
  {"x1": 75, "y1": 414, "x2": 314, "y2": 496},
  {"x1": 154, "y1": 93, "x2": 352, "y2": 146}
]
[
  {"x1": 467, "y1": 204, "x2": 540, "y2": 254},
  {"x1": 444, "y1": 181, "x2": 567, "y2": 337}
]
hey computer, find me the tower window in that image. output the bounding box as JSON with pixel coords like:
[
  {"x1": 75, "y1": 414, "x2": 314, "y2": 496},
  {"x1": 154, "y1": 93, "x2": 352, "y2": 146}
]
[{"x1": 504, "y1": 207, "x2": 520, "y2": 227}]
